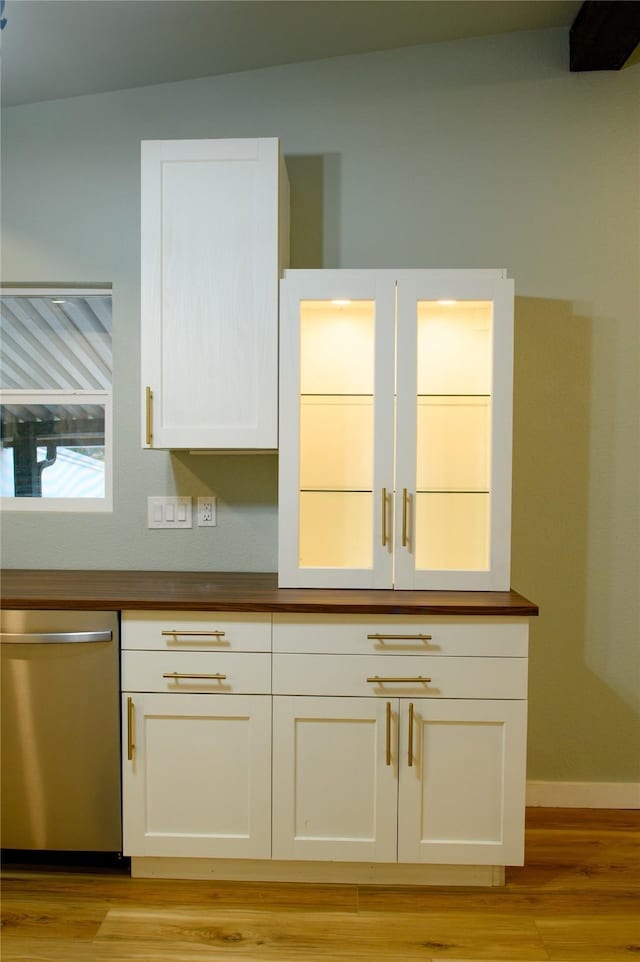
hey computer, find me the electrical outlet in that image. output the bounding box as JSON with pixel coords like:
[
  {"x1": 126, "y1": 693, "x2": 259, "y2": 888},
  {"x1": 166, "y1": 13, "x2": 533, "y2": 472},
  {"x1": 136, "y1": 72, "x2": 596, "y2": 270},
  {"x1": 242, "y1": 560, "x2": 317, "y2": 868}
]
[{"x1": 197, "y1": 496, "x2": 217, "y2": 527}]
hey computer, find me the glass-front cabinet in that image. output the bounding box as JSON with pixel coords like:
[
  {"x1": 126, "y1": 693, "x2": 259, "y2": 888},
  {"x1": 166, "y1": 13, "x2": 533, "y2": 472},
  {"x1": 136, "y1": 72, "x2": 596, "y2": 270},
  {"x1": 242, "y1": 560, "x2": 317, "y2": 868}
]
[{"x1": 278, "y1": 270, "x2": 514, "y2": 590}]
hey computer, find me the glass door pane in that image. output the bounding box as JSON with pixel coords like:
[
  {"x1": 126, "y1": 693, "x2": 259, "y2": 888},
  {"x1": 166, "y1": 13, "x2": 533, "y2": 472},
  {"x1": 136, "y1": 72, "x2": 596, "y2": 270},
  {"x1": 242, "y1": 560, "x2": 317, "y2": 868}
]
[
  {"x1": 298, "y1": 300, "x2": 375, "y2": 570},
  {"x1": 415, "y1": 300, "x2": 493, "y2": 572}
]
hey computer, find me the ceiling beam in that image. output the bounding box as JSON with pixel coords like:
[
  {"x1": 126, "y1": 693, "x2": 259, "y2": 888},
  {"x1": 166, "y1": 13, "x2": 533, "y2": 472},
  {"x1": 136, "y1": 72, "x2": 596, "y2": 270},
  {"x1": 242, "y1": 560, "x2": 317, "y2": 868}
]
[{"x1": 570, "y1": 1, "x2": 640, "y2": 71}]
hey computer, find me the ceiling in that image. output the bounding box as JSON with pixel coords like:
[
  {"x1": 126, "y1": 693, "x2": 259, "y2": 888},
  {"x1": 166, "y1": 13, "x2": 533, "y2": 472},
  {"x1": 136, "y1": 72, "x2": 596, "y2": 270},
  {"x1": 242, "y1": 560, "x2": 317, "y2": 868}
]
[{"x1": 1, "y1": 0, "x2": 585, "y2": 108}]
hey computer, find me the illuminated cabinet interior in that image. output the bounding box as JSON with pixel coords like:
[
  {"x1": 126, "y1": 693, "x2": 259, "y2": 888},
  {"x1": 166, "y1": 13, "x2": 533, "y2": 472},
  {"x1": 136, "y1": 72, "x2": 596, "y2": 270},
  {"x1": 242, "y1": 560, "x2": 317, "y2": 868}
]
[
  {"x1": 278, "y1": 270, "x2": 514, "y2": 591},
  {"x1": 413, "y1": 300, "x2": 493, "y2": 573},
  {"x1": 299, "y1": 299, "x2": 376, "y2": 570}
]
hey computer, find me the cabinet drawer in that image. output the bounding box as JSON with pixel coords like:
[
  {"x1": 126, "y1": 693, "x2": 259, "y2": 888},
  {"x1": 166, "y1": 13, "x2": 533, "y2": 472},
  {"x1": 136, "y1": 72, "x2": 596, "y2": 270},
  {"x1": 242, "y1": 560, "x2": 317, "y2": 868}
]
[
  {"x1": 122, "y1": 611, "x2": 271, "y2": 652},
  {"x1": 272, "y1": 614, "x2": 528, "y2": 657},
  {"x1": 122, "y1": 651, "x2": 271, "y2": 694},
  {"x1": 273, "y1": 654, "x2": 527, "y2": 700}
]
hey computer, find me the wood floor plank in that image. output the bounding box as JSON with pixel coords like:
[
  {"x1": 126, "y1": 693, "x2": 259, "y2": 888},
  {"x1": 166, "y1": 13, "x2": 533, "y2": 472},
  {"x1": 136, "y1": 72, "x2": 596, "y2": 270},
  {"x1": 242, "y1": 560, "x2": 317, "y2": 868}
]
[
  {"x1": 524, "y1": 810, "x2": 640, "y2": 832},
  {"x1": 1, "y1": 897, "x2": 107, "y2": 941},
  {"x1": 357, "y1": 887, "x2": 640, "y2": 918},
  {"x1": 95, "y1": 906, "x2": 547, "y2": 961},
  {"x1": 0, "y1": 936, "x2": 237, "y2": 961},
  {"x1": 534, "y1": 916, "x2": 640, "y2": 961},
  {"x1": 0, "y1": 871, "x2": 359, "y2": 912}
]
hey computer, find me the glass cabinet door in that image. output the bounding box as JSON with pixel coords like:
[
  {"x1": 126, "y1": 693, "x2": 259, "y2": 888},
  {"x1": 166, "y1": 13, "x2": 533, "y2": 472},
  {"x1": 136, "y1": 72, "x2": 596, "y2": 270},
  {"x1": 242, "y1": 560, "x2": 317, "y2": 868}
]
[
  {"x1": 278, "y1": 272, "x2": 395, "y2": 588},
  {"x1": 395, "y1": 272, "x2": 514, "y2": 590}
]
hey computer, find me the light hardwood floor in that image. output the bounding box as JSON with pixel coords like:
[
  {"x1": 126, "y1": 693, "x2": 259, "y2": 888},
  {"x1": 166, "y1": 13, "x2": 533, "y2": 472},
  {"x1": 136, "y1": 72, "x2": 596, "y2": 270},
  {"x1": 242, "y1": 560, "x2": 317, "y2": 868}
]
[{"x1": 1, "y1": 809, "x2": 639, "y2": 961}]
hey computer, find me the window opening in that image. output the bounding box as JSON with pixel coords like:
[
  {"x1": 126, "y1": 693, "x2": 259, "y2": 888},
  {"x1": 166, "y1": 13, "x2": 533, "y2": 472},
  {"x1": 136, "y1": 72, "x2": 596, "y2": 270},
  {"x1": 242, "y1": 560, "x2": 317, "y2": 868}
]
[{"x1": 0, "y1": 288, "x2": 112, "y2": 510}]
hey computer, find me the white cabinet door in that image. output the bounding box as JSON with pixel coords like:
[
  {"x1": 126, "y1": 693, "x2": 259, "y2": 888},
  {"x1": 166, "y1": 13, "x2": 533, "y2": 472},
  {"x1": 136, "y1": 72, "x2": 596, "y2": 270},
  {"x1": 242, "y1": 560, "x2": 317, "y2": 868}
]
[
  {"x1": 278, "y1": 270, "x2": 396, "y2": 588},
  {"x1": 395, "y1": 270, "x2": 514, "y2": 590},
  {"x1": 278, "y1": 268, "x2": 514, "y2": 590},
  {"x1": 398, "y1": 698, "x2": 527, "y2": 865},
  {"x1": 141, "y1": 138, "x2": 289, "y2": 450},
  {"x1": 272, "y1": 696, "x2": 398, "y2": 861},
  {"x1": 123, "y1": 693, "x2": 271, "y2": 859}
]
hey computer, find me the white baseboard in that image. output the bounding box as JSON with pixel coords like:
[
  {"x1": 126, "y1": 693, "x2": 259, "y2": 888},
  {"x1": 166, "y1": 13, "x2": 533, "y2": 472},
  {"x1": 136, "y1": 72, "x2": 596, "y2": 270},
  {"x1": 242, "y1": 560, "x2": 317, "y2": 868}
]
[{"x1": 526, "y1": 780, "x2": 640, "y2": 809}]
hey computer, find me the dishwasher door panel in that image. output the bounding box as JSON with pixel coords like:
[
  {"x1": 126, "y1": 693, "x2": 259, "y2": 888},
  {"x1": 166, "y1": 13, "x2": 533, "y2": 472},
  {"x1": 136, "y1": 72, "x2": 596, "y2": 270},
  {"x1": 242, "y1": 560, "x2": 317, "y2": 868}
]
[{"x1": 1, "y1": 610, "x2": 121, "y2": 852}]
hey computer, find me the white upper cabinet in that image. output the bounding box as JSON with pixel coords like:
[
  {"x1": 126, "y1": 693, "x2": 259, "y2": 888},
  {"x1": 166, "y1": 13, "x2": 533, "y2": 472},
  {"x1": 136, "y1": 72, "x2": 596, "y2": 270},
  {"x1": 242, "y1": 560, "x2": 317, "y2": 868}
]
[
  {"x1": 278, "y1": 269, "x2": 514, "y2": 590},
  {"x1": 141, "y1": 138, "x2": 289, "y2": 450}
]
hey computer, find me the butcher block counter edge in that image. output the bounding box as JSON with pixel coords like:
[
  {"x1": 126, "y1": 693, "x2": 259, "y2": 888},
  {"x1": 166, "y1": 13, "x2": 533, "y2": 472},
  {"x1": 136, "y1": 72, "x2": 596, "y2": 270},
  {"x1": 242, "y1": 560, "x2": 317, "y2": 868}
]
[{"x1": 0, "y1": 570, "x2": 538, "y2": 616}]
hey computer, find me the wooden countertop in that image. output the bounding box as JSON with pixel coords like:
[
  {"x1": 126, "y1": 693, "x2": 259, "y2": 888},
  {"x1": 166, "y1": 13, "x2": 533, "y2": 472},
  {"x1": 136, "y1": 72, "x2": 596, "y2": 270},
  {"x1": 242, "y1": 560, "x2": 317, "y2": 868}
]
[{"x1": 0, "y1": 570, "x2": 538, "y2": 616}]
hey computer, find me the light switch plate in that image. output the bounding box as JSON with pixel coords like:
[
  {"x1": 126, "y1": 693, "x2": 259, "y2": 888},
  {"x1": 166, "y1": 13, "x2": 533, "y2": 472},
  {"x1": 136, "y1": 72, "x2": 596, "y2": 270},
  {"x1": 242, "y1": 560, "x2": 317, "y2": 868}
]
[{"x1": 147, "y1": 496, "x2": 192, "y2": 528}]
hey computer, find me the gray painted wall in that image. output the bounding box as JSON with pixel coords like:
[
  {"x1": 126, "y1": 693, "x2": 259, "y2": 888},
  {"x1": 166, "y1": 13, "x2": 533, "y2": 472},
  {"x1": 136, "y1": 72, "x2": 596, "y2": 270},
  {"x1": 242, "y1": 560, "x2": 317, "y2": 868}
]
[{"x1": 2, "y1": 28, "x2": 639, "y2": 783}]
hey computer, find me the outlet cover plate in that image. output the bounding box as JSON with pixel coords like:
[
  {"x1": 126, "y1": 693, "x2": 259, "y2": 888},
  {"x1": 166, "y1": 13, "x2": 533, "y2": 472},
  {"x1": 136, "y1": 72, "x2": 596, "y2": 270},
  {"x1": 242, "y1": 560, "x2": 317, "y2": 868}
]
[{"x1": 197, "y1": 497, "x2": 217, "y2": 526}]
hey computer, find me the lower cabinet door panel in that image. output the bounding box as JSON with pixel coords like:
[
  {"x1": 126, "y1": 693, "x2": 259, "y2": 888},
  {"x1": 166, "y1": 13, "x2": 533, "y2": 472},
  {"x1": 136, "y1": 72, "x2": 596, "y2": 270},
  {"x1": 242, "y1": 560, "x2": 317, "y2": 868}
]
[
  {"x1": 398, "y1": 698, "x2": 527, "y2": 865},
  {"x1": 272, "y1": 696, "x2": 398, "y2": 862},
  {"x1": 123, "y1": 693, "x2": 271, "y2": 859}
]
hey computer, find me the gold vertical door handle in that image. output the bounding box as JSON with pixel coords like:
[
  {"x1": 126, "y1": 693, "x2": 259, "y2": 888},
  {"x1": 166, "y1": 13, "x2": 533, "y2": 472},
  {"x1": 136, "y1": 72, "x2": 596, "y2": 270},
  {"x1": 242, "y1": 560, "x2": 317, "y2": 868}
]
[
  {"x1": 127, "y1": 696, "x2": 135, "y2": 761},
  {"x1": 381, "y1": 488, "x2": 387, "y2": 547},
  {"x1": 385, "y1": 701, "x2": 392, "y2": 766},
  {"x1": 402, "y1": 488, "x2": 409, "y2": 547},
  {"x1": 145, "y1": 386, "x2": 153, "y2": 446},
  {"x1": 408, "y1": 702, "x2": 414, "y2": 768}
]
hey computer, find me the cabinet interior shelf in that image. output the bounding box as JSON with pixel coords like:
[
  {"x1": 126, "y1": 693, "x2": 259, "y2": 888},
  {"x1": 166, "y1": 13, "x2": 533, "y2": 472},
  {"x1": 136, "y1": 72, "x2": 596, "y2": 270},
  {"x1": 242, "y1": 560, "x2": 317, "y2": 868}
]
[
  {"x1": 301, "y1": 394, "x2": 491, "y2": 398},
  {"x1": 300, "y1": 488, "x2": 372, "y2": 494},
  {"x1": 300, "y1": 489, "x2": 490, "y2": 495},
  {"x1": 417, "y1": 489, "x2": 490, "y2": 495}
]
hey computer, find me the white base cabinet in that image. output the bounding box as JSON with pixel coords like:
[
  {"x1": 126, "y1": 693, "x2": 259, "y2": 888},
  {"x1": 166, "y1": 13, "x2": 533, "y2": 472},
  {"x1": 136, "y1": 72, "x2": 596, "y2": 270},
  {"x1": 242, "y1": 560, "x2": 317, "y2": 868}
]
[
  {"x1": 272, "y1": 695, "x2": 526, "y2": 867},
  {"x1": 121, "y1": 611, "x2": 272, "y2": 860},
  {"x1": 121, "y1": 608, "x2": 530, "y2": 883}
]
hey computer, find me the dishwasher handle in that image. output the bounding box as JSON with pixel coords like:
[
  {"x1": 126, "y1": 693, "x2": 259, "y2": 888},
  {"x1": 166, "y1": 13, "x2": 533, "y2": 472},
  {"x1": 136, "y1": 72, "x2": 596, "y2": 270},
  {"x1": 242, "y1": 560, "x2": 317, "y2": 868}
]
[{"x1": 0, "y1": 630, "x2": 113, "y2": 645}]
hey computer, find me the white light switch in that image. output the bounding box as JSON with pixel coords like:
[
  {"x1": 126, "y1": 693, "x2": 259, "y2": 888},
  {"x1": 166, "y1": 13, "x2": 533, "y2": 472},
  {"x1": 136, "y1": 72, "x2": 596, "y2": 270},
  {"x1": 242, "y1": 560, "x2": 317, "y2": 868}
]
[{"x1": 147, "y1": 497, "x2": 192, "y2": 529}]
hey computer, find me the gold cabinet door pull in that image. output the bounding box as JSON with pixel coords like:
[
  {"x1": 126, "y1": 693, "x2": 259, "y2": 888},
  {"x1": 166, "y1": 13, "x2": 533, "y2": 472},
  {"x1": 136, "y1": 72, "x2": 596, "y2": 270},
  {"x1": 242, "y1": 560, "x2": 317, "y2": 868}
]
[
  {"x1": 385, "y1": 701, "x2": 392, "y2": 767},
  {"x1": 381, "y1": 488, "x2": 389, "y2": 547},
  {"x1": 408, "y1": 702, "x2": 414, "y2": 768},
  {"x1": 367, "y1": 633, "x2": 433, "y2": 642},
  {"x1": 162, "y1": 672, "x2": 227, "y2": 680},
  {"x1": 145, "y1": 386, "x2": 154, "y2": 446},
  {"x1": 367, "y1": 676, "x2": 432, "y2": 685},
  {"x1": 381, "y1": 488, "x2": 386, "y2": 547},
  {"x1": 127, "y1": 696, "x2": 135, "y2": 761},
  {"x1": 402, "y1": 488, "x2": 409, "y2": 547}
]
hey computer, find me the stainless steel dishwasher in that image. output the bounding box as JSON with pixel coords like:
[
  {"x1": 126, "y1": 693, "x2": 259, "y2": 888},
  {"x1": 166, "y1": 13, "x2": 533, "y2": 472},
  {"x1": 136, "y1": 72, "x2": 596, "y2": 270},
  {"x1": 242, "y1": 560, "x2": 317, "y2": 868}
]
[{"x1": 0, "y1": 609, "x2": 121, "y2": 853}]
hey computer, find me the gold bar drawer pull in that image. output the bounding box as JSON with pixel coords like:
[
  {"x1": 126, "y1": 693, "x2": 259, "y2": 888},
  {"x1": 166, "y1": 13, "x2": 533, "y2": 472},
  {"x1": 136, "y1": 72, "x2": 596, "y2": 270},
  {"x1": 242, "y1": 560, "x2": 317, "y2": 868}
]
[
  {"x1": 162, "y1": 672, "x2": 227, "y2": 681},
  {"x1": 367, "y1": 676, "x2": 432, "y2": 684},
  {"x1": 161, "y1": 630, "x2": 226, "y2": 637},
  {"x1": 367, "y1": 633, "x2": 433, "y2": 642}
]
